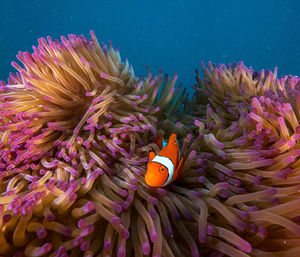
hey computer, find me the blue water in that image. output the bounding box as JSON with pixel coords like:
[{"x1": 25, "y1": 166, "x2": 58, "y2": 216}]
[{"x1": 0, "y1": 0, "x2": 299, "y2": 94}]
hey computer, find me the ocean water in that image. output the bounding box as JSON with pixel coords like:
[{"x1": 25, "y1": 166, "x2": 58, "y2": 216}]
[{"x1": 0, "y1": 0, "x2": 299, "y2": 95}]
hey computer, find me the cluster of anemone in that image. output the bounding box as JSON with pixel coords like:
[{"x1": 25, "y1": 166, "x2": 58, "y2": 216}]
[{"x1": 0, "y1": 31, "x2": 300, "y2": 257}]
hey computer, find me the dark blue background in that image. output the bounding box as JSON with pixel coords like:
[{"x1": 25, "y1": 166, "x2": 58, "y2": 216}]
[{"x1": 0, "y1": 0, "x2": 299, "y2": 93}]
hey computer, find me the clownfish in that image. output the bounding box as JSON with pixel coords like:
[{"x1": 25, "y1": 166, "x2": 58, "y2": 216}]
[{"x1": 145, "y1": 133, "x2": 184, "y2": 187}]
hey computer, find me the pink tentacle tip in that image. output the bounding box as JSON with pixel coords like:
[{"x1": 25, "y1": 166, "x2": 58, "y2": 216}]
[
  {"x1": 100, "y1": 72, "x2": 109, "y2": 79},
  {"x1": 286, "y1": 155, "x2": 295, "y2": 163},
  {"x1": 54, "y1": 246, "x2": 67, "y2": 257},
  {"x1": 62, "y1": 227, "x2": 72, "y2": 237},
  {"x1": 83, "y1": 202, "x2": 95, "y2": 213},
  {"x1": 22, "y1": 203, "x2": 34, "y2": 215},
  {"x1": 73, "y1": 236, "x2": 84, "y2": 247},
  {"x1": 46, "y1": 213, "x2": 55, "y2": 222},
  {"x1": 37, "y1": 228, "x2": 47, "y2": 239},
  {"x1": 194, "y1": 119, "x2": 201, "y2": 126},
  {"x1": 258, "y1": 225, "x2": 267, "y2": 237},
  {"x1": 69, "y1": 192, "x2": 78, "y2": 201},
  {"x1": 83, "y1": 140, "x2": 91, "y2": 149},
  {"x1": 149, "y1": 196, "x2": 158, "y2": 205},
  {"x1": 150, "y1": 230, "x2": 158, "y2": 242},
  {"x1": 176, "y1": 122, "x2": 182, "y2": 127},
  {"x1": 121, "y1": 229, "x2": 130, "y2": 239},
  {"x1": 132, "y1": 126, "x2": 140, "y2": 131},
  {"x1": 199, "y1": 234, "x2": 206, "y2": 244},
  {"x1": 94, "y1": 168, "x2": 104, "y2": 176},
  {"x1": 77, "y1": 219, "x2": 87, "y2": 229},
  {"x1": 191, "y1": 247, "x2": 200, "y2": 257},
  {"x1": 110, "y1": 216, "x2": 121, "y2": 226},
  {"x1": 103, "y1": 240, "x2": 111, "y2": 251},
  {"x1": 117, "y1": 245, "x2": 126, "y2": 257},
  {"x1": 44, "y1": 95, "x2": 54, "y2": 102},
  {"x1": 80, "y1": 224, "x2": 94, "y2": 237},
  {"x1": 41, "y1": 243, "x2": 52, "y2": 254},
  {"x1": 150, "y1": 208, "x2": 157, "y2": 218},
  {"x1": 121, "y1": 201, "x2": 130, "y2": 210},
  {"x1": 155, "y1": 188, "x2": 167, "y2": 196},
  {"x1": 119, "y1": 189, "x2": 128, "y2": 197},
  {"x1": 80, "y1": 241, "x2": 90, "y2": 252},
  {"x1": 242, "y1": 242, "x2": 252, "y2": 253},
  {"x1": 113, "y1": 201, "x2": 122, "y2": 213},
  {"x1": 130, "y1": 176, "x2": 138, "y2": 184},
  {"x1": 142, "y1": 242, "x2": 151, "y2": 255},
  {"x1": 128, "y1": 184, "x2": 137, "y2": 191}
]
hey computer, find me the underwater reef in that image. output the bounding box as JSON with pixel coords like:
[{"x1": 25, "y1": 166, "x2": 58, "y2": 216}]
[{"x1": 0, "y1": 31, "x2": 300, "y2": 257}]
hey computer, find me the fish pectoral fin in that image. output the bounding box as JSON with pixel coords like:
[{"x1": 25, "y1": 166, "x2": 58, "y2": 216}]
[{"x1": 149, "y1": 151, "x2": 156, "y2": 161}]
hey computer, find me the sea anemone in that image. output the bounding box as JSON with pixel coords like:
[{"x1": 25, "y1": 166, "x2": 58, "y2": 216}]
[
  {"x1": 190, "y1": 62, "x2": 300, "y2": 256},
  {"x1": 1, "y1": 31, "x2": 300, "y2": 257},
  {"x1": 0, "y1": 31, "x2": 186, "y2": 256}
]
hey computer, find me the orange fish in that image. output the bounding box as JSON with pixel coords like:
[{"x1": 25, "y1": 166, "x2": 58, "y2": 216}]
[{"x1": 145, "y1": 133, "x2": 184, "y2": 187}]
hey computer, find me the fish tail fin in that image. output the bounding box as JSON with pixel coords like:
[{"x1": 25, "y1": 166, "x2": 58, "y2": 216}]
[{"x1": 174, "y1": 156, "x2": 184, "y2": 180}]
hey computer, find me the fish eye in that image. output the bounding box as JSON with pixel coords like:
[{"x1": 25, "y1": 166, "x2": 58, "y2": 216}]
[{"x1": 160, "y1": 167, "x2": 165, "y2": 172}]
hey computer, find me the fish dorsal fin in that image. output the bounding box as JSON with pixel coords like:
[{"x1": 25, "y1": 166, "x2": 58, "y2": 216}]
[
  {"x1": 158, "y1": 133, "x2": 180, "y2": 166},
  {"x1": 167, "y1": 133, "x2": 181, "y2": 161},
  {"x1": 176, "y1": 136, "x2": 181, "y2": 160}
]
